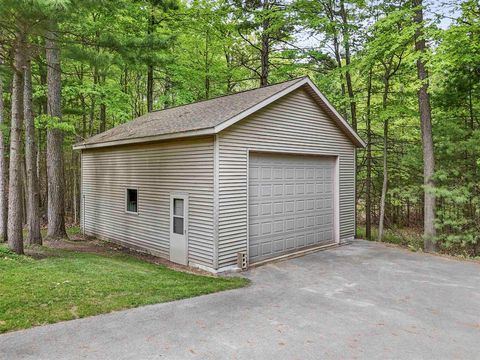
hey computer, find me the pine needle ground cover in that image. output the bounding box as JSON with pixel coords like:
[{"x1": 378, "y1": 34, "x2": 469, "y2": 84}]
[{"x1": 0, "y1": 245, "x2": 248, "y2": 333}]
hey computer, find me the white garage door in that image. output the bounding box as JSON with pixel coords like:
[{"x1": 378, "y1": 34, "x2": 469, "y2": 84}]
[{"x1": 248, "y1": 152, "x2": 335, "y2": 263}]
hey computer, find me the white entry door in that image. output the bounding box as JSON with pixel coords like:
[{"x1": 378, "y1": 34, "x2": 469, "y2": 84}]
[{"x1": 169, "y1": 194, "x2": 188, "y2": 265}]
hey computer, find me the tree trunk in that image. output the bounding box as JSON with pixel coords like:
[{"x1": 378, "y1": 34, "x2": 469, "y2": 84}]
[
  {"x1": 260, "y1": 14, "x2": 270, "y2": 87},
  {"x1": 23, "y1": 60, "x2": 42, "y2": 245},
  {"x1": 339, "y1": 0, "x2": 357, "y2": 130},
  {"x1": 0, "y1": 62, "x2": 7, "y2": 242},
  {"x1": 414, "y1": 0, "x2": 436, "y2": 252},
  {"x1": 38, "y1": 60, "x2": 48, "y2": 218},
  {"x1": 365, "y1": 69, "x2": 373, "y2": 241},
  {"x1": 204, "y1": 28, "x2": 210, "y2": 99},
  {"x1": 99, "y1": 86, "x2": 106, "y2": 134},
  {"x1": 46, "y1": 21, "x2": 68, "y2": 239},
  {"x1": 378, "y1": 118, "x2": 388, "y2": 242},
  {"x1": 8, "y1": 30, "x2": 26, "y2": 254},
  {"x1": 147, "y1": 11, "x2": 155, "y2": 112},
  {"x1": 378, "y1": 75, "x2": 390, "y2": 242},
  {"x1": 147, "y1": 65, "x2": 154, "y2": 112},
  {"x1": 326, "y1": 0, "x2": 347, "y2": 120},
  {"x1": 89, "y1": 66, "x2": 97, "y2": 136}
]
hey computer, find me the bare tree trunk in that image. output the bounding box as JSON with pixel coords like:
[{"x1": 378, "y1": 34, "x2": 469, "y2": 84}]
[
  {"x1": 46, "y1": 21, "x2": 68, "y2": 239},
  {"x1": 339, "y1": 0, "x2": 357, "y2": 130},
  {"x1": 73, "y1": 152, "x2": 78, "y2": 225},
  {"x1": 325, "y1": 1, "x2": 347, "y2": 119},
  {"x1": 204, "y1": 28, "x2": 210, "y2": 99},
  {"x1": 23, "y1": 60, "x2": 42, "y2": 245},
  {"x1": 88, "y1": 65, "x2": 97, "y2": 136},
  {"x1": 147, "y1": 11, "x2": 155, "y2": 112},
  {"x1": 99, "y1": 102, "x2": 106, "y2": 133},
  {"x1": 259, "y1": 5, "x2": 270, "y2": 88},
  {"x1": 21, "y1": 157, "x2": 27, "y2": 227},
  {"x1": 260, "y1": 30, "x2": 269, "y2": 87},
  {"x1": 378, "y1": 118, "x2": 388, "y2": 242},
  {"x1": 8, "y1": 30, "x2": 26, "y2": 254},
  {"x1": 0, "y1": 61, "x2": 7, "y2": 242},
  {"x1": 99, "y1": 74, "x2": 107, "y2": 133},
  {"x1": 147, "y1": 65, "x2": 154, "y2": 112},
  {"x1": 378, "y1": 75, "x2": 390, "y2": 242},
  {"x1": 414, "y1": 0, "x2": 436, "y2": 252},
  {"x1": 38, "y1": 60, "x2": 48, "y2": 218},
  {"x1": 365, "y1": 69, "x2": 373, "y2": 241}
]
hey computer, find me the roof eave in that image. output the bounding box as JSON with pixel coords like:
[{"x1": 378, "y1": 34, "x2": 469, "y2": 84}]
[{"x1": 72, "y1": 127, "x2": 216, "y2": 150}]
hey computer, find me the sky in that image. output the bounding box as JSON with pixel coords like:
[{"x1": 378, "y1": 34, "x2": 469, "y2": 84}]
[
  {"x1": 294, "y1": 0, "x2": 462, "y2": 57},
  {"x1": 428, "y1": 0, "x2": 462, "y2": 29}
]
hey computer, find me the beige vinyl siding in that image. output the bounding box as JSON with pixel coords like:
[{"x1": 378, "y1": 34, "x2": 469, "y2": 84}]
[
  {"x1": 216, "y1": 88, "x2": 356, "y2": 268},
  {"x1": 81, "y1": 136, "x2": 215, "y2": 267}
]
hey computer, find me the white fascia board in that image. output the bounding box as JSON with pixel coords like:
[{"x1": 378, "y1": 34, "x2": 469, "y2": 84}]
[{"x1": 72, "y1": 127, "x2": 215, "y2": 150}]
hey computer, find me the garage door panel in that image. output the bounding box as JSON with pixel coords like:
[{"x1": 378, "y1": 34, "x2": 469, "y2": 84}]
[{"x1": 249, "y1": 152, "x2": 335, "y2": 263}]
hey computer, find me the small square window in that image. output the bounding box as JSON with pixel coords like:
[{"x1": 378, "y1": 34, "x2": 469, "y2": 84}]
[{"x1": 126, "y1": 188, "x2": 138, "y2": 213}]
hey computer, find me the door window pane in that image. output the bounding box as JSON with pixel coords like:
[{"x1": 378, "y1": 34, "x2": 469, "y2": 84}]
[
  {"x1": 126, "y1": 189, "x2": 138, "y2": 213},
  {"x1": 174, "y1": 198, "x2": 184, "y2": 216},
  {"x1": 173, "y1": 216, "x2": 184, "y2": 235}
]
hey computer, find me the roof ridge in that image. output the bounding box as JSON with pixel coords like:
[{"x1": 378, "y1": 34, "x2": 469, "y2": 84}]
[{"x1": 150, "y1": 76, "x2": 308, "y2": 114}]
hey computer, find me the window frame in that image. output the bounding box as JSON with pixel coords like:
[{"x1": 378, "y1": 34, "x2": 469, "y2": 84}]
[
  {"x1": 170, "y1": 193, "x2": 189, "y2": 237},
  {"x1": 172, "y1": 198, "x2": 185, "y2": 235},
  {"x1": 125, "y1": 187, "x2": 139, "y2": 215}
]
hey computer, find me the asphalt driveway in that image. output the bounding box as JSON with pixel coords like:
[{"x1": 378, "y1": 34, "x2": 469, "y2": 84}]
[{"x1": 1, "y1": 240, "x2": 479, "y2": 360}]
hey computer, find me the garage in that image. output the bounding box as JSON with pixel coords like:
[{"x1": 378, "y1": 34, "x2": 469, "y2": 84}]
[
  {"x1": 77, "y1": 76, "x2": 364, "y2": 272},
  {"x1": 248, "y1": 152, "x2": 336, "y2": 263}
]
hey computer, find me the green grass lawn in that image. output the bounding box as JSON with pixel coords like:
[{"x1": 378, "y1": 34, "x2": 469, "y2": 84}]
[{"x1": 0, "y1": 245, "x2": 248, "y2": 333}]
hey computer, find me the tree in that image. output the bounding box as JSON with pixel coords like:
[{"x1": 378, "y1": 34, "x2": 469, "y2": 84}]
[
  {"x1": 0, "y1": 62, "x2": 7, "y2": 243},
  {"x1": 8, "y1": 28, "x2": 26, "y2": 254},
  {"x1": 0, "y1": 0, "x2": 475, "y2": 258},
  {"x1": 232, "y1": 0, "x2": 293, "y2": 86},
  {"x1": 432, "y1": 0, "x2": 480, "y2": 254},
  {"x1": 24, "y1": 58, "x2": 42, "y2": 245},
  {"x1": 413, "y1": 0, "x2": 436, "y2": 252},
  {"x1": 364, "y1": 67, "x2": 372, "y2": 240},
  {"x1": 146, "y1": 0, "x2": 178, "y2": 112},
  {"x1": 339, "y1": 0, "x2": 357, "y2": 130},
  {"x1": 46, "y1": 19, "x2": 68, "y2": 239}
]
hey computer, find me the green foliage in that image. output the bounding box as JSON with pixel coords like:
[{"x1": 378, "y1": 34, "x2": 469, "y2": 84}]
[
  {"x1": 1, "y1": 0, "x2": 478, "y2": 257},
  {"x1": 428, "y1": 0, "x2": 480, "y2": 253},
  {"x1": 35, "y1": 114, "x2": 76, "y2": 133}
]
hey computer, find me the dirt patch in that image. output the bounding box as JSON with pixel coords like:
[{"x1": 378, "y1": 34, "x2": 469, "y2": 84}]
[{"x1": 25, "y1": 235, "x2": 215, "y2": 277}]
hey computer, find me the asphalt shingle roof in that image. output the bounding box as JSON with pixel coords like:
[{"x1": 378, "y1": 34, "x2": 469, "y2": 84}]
[{"x1": 78, "y1": 77, "x2": 306, "y2": 147}]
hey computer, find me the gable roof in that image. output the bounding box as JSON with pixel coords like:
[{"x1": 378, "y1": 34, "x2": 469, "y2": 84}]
[{"x1": 73, "y1": 77, "x2": 365, "y2": 150}]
